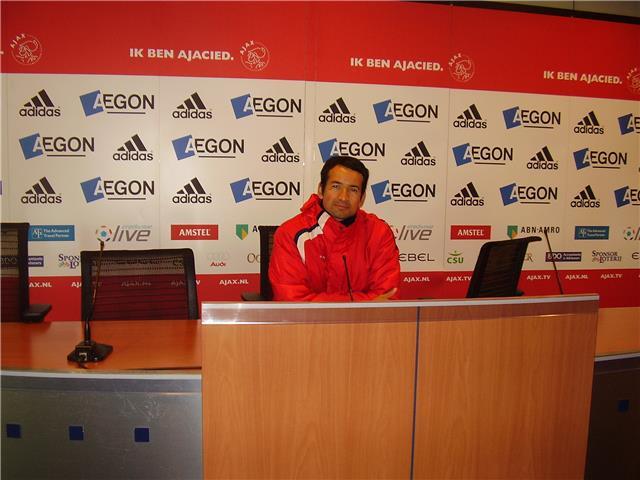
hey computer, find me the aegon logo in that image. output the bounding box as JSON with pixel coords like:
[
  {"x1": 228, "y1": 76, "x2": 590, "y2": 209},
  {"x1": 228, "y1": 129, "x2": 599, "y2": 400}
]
[
  {"x1": 370, "y1": 180, "x2": 436, "y2": 204},
  {"x1": 262, "y1": 137, "x2": 300, "y2": 163},
  {"x1": 500, "y1": 183, "x2": 558, "y2": 206},
  {"x1": 373, "y1": 100, "x2": 438, "y2": 124},
  {"x1": 614, "y1": 186, "x2": 640, "y2": 207},
  {"x1": 230, "y1": 178, "x2": 300, "y2": 202},
  {"x1": 79, "y1": 90, "x2": 155, "y2": 116},
  {"x1": 172, "y1": 134, "x2": 244, "y2": 160},
  {"x1": 19, "y1": 89, "x2": 61, "y2": 117},
  {"x1": 230, "y1": 94, "x2": 302, "y2": 119},
  {"x1": 318, "y1": 98, "x2": 356, "y2": 123},
  {"x1": 503, "y1": 106, "x2": 561, "y2": 129},
  {"x1": 573, "y1": 148, "x2": 627, "y2": 170},
  {"x1": 392, "y1": 225, "x2": 433, "y2": 241},
  {"x1": 401, "y1": 141, "x2": 436, "y2": 166},
  {"x1": 19, "y1": 133, "x2": 94, "y2": 160},
  {"x1": 80, "y1": 177, "x2": 155, "y2": 203},
  {"x1": 21, "y1": 177, "x2": 62, "y2": 204},
  {"x1": 452, "y1": 143, "x2": 513, "y2": 167},
  {"x1": 58, "y1": 254, "x2": 80, "y2": 270},
  {"x1": 113, "y1": 134, "x2": 153, "y2": 161},
  {"x1": 96, "y1": 224, "x2": 151, "y2": 243},
  {"x1": 617, "y1": 113, "x2": 639, "y2": 135},
  {"x1": 317, "y1": 138, "x2": 385, "y2": 163}
]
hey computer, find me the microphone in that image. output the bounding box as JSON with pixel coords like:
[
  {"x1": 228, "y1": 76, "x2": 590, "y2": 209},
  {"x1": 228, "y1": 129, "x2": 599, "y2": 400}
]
[
  {"x1": 543, "y1": 227, "x2": 564, "y2": 295},
  {"x1": 67, "y1": 240, "x2": 113, "y2": 363},
  {"x1": 342, "y1": 255, "x2": 354, "y2": 301}
]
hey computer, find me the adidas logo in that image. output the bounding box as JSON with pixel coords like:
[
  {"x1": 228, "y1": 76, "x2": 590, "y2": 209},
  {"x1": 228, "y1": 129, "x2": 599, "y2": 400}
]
[
  {"x1": 261, "y1": 137, "x2": 300, "y2": 163},
  {"x1": 19, "y1": 90, "x2": 61, "y2": 117},
  {"x1": 401, "y1": 141, "x2": 436, "y2": 166},
  {"x1": 450, "y1": 182, "x2": 484, "y2": 206},
  {"x1": 21, "y1": 177, "x2": 62, "y2": 204},
  {"x1": 526, "y1": 146, "x2": 558, "y2": 170},
  {"x1": 172, "y1": 177, "x2": 212, "y2": 204},
  {"x1": 318, "y1": 97, "x2": 356, "y2": 123},
  {"x1": 574, "y1": 111, "x2": 604, "y2": 134},
  {"x1": 571, "y1": 185, "x2": 600, "y2": 208},
  {"x1": 452, "y1": 104, "x2": 486, "y2": 128},
  {"x1": 172, "y1": 92, "x2": 213, "y2": 119},
  {"x1": 113, "y1": 134, "x2": 153, "y2": 161}
]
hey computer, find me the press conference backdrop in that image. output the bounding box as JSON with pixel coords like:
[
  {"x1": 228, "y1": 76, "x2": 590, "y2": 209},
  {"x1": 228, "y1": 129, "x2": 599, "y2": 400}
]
[{"x1": 1, "y1": 2, "x2": 638, "y2": 320}]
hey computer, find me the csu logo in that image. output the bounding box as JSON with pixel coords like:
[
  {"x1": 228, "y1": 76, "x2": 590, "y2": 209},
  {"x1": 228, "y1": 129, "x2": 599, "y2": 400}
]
[
  {"x1": 317, "y1": 138, "x2": 385, "y2": 163},
  {"x1": 372, "y1": 100, "x2": 438, "y2": 124},
  {"x1": 500, "y1": 183, "x2": 558, "y2": 206},
  {"x1": 452, "y1": 143, "x2": 513, "y2": 167},
  {"x1": 19, "y1": 89, "x2": 61, "y2": 117},
  {"x1": 370, "y1": 180, "x2": 436, "y2": 204},
  {"x1": 614, "y1": 186, "x2": 640, "y2": 208},
  {"x1": 172, "y1": 134, "x2": 245, "y2": 160},
  {"x1": 230, "y1": 178, "x2": 300, "y2": 203},
  {"x1": 19, "y1": 133, "x2": 95, "y2": 160},
  {"x1": 80, "y1": 177, "x2": 155, "y2": 203},
  {"x1": 502, "y1": 106, "x2": 561, "y2": 129},
  {"x1": 230, "y1": 94, "x2": 302, "y2": 119},
  {"x1": 79, "y1": 90, "x2": 155, "y2": 116},
  {"x1": 573, "y1": 148, "x2": 628, "y2": 170},
  {"x1": 618, "y1": 113, "x2": 640, "y2": 135}
]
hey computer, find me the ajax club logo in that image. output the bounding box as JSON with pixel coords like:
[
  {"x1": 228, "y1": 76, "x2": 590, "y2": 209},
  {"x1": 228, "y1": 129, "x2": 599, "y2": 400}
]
[
  {"x1": 448, "y1": 53, "x2": 475, "y2": 83},
  {"x1": 240, "y1": 40, "x2": 270, "y2": 72},
  {"x1": 10, "y1": 33, "x2": 43, "y2": 65}
]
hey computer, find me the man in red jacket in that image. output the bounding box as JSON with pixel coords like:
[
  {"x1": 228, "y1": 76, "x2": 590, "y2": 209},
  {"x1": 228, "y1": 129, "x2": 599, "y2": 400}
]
[{"x1": 269, "y1": 155, "x2": 400, "y2": 301}]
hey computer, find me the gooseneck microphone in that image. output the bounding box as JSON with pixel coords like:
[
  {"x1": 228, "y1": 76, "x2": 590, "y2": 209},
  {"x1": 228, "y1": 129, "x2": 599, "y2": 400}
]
[
  {"x1": 342, "y1": 255, "x2": 354, "y2": 301},
  {"x1": 68, "y1": 240, "x2": 113, "y2": 363},
  {"x1": 543, "y1": 227, "x2": 564, "y2": 295}
]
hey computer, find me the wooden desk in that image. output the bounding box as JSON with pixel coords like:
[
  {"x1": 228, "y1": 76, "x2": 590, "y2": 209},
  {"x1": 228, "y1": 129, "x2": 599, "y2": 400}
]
[{"x1": 1, "y1": 320, "x2": 202, "y2": 479}]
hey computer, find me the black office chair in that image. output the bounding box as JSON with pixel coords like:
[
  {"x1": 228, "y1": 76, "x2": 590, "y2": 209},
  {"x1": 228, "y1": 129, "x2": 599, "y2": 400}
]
[
  {"x1": 466, "y1": 236, "x2": 541, "y2": 298},
  {"x1": 241, "y1": 225, "x2": 278, "y2": 301},
  {"x1": 81, "y1": 248, "x2": 199, "y2": 320},
  {"x1": 1, "y1": 222, "x2": 51, "y2": 322}
]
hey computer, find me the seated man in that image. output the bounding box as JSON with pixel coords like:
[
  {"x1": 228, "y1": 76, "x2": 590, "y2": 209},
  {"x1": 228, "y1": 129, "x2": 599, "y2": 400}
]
[{"x1": 269, "y1": 155, "x2": 400, "y2": 301}]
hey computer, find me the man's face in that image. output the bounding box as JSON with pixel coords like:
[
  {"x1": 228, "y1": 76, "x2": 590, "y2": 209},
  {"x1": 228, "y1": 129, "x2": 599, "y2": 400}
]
[{"x1": 318, "y1": 165, "x2": 365, "y2": 221}]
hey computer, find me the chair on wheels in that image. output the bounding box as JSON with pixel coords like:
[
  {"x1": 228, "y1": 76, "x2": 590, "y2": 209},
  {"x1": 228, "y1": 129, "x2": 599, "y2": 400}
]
[
  {"x1": 241, "y1": 225, "x2": 278, "y2": 301},
  {"x1": 1, "y1": 222, "x2": 51, "y2": 322},
  {"x1": 81, "y1": 248, "x2": 199, "y2": 320}
]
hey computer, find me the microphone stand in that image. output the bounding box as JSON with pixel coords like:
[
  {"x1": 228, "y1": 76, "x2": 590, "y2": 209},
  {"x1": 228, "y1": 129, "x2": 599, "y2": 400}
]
[{"x1": 68, "y1": 240, "x2": 113, "y2": 363}]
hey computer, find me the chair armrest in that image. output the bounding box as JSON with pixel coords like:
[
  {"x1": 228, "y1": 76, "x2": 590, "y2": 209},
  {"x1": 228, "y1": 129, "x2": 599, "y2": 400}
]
[{"x1": 22, "y1": 304, "x2": 52, "y2": 323}]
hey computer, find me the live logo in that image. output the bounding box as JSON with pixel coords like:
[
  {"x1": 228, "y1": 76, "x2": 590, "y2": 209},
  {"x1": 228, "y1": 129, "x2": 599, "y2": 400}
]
[{"x1": 171, "y1": 224, "x2": 218, "y2": 240}]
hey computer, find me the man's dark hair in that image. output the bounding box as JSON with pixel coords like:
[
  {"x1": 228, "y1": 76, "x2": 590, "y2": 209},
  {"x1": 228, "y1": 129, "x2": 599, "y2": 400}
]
[{"x1": 319, "y1": 155, "x2": 370, "y2": 194}]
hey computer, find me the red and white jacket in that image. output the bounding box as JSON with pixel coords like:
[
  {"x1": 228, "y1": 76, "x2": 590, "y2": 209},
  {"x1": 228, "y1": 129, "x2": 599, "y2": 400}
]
[{"x1": 269, "y1": 194, "x2": 400, "y2": 301}]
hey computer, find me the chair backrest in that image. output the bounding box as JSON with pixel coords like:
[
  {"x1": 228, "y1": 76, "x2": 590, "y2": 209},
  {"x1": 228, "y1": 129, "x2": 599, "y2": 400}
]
[
  {"x1": 258, "y1": 225, "x2": 278, "y2": 301},
  {"x1": 1, "y1": 223, "x2": 30, "y2": 322},
  {"x1": 81, "y1": 248, "x2": 199, "y2": 320}
]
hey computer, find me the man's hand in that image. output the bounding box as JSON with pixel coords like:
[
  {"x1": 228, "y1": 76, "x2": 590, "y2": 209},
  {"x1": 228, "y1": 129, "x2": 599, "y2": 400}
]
[{"x1": 373, "y1": 287, "x2": 397, "y2": 301}]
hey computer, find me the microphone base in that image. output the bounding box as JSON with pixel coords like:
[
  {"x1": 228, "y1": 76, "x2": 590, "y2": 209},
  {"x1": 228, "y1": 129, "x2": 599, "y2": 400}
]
[{"x1": 67, "y1": 340, "x2": 113, "y2": 363}]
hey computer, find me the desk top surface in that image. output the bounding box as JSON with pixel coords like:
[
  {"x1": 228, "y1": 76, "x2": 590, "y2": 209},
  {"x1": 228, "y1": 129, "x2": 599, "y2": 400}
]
[{"x1": 1, "y1": 320, "x2": 201, "y2": 372}]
